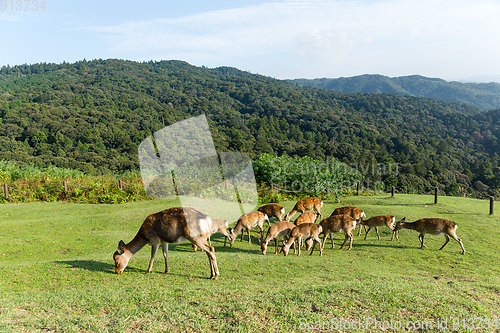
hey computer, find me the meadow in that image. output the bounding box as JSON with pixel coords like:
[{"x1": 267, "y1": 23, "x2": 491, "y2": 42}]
[{"x1": 1, "y1": 194, "x2": 499, "y2": 332}]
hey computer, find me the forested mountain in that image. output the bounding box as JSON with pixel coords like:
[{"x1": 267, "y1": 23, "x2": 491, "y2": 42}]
[
  {"x1": 0, "y1": 59, "x2": 499, "y2": 198},
  {"x1": 291, "y1": 75, "x2": 500, "y2": 111}
]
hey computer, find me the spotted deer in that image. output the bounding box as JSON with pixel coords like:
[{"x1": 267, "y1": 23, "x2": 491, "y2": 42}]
[
  {"x1": 282, "y1": 223, "x2": 323, "y2": 257},
  {"x1": 228, "y1": 211, "x2": 269, "y2": 247},
  {"x1": 261, "y1": 221, "x2": 296, "y2": 255},
  {"x1": 192, "y1": 218, "x2": 231, "y2": 251},
  {"x1": 393, "y1": 218, "x2": 466, "y2": 254},
  {"x1": 330, "y1": 206, "x2": 366, "y2": 236},
  {"x1": 257, "y1": 204, "x2": 286, "y2": 222},
  {"x1": 285, "y1": 197, "x2": 323, "y2": 222},
  {"x1": 358, "y1": 215, "x2": 401, "y2": 241},
  {"x1": 113, "y1": 207, "x2": 219, "y2": 279},
  {"x1": 316, "y1": 214, "x2": 357, "y2": 251}
]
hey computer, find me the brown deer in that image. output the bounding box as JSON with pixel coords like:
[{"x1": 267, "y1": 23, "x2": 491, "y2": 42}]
[
  {"x1": 257, "y1": 204, "x2": 286, "y2": 222},
  {"x1": 393, "y1": 218, "x2": 466, "y2": 254},
  {"x1": 358, "y1": 215, "x2": 401, "y2": 241},
  {"x1": 113, "y1": 207, "x2": 219, "y2": 279},
  {"x1": 294, "y1": 212, "x2": 317, "y2": 225},
  {"x1": 228, "y1": 211, "x2": 269, "y2": 247},
  {"x1": 316, "y1": 214, "x2": 357, "y2": 250},
  {"x1": 261, "y1": 221, "x2": 296, "y2": 255},
  {"x1": 285, "y1": 197, "x2": 323, "y2": 222},
  {"x1": 282, "y1": 223, "x2": 323, "y2": 256},
  {"x1": 192, "y1": 218, "x2": 231, "y2": 251},
  {"x1": 330, "y1": 206, "x2": 366, "y2": 236}
]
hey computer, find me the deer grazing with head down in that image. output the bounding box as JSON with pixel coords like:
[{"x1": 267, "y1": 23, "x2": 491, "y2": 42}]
[
  {"x1": 330, "y1": 206, "x2": 366, "y2": 236},
  {"x1": 282, "y1": 223, "x2": 323, "y2": 257},
  {"x1": 192, "y1": 218, "x2": 231, "y2": 251},
  {"x1": 228, "y1": 211, "x2": 269, "y2": 247},
  {"x1": 315, "y1": 214, "x2": 357, "y2": 251},
  {"x1": 261, "y1": 221, "x2": 296, "y2": 255},
  {"x1": 285, "y1": 197, "x2": 323, "y2": 222},
  {"x1": 393, "y1": 217, "x2": 466, "y2": 255},
  {"x1": 358, "y1": 215, "x2": 402, "y2": 241},
  {"x1": 113, "y1": 207, "x2": 219, "y2": 279}
]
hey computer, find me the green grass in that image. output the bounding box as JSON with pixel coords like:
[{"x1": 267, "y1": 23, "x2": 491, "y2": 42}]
[{"x1": 1, "y1": 194, "x2": 500, "y2": 332}]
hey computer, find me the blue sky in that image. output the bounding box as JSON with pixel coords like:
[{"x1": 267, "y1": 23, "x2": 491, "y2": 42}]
[{"x1": 1, "y1": 0, "x2": 500, "y2": 81}]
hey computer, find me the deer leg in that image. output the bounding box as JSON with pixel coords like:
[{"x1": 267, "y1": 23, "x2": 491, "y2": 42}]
[
  {"x1": 275, "y1": 237, "x2": 279, "y2": 255},
  {"x1": 375, "y1": 227, "x2": 381, "y2": 241},
  {"x1": 247, "y1": 228, "x2": 251, "y2": 243},
  {"x1": 297, "y1": 237, "x2": 302, "y2": 256},
  {"x1": 146, "y1": 242, "x2": 160, "y2": 273},
  {"x1": 240, "y1": 229, "x2": 244, "y2": 242},
  {"x1": 208, "y1": 235, "x2": 212, "y2": 246},
  {"x1": 451, "y1": 235, "x2": 466, "y2": 255},
  {"x1": 419, "y1": 233, "x2": 427, "y2": 249},
  {"x1": 391, "y1": 229, "x2": 398, "y2": 241},
  {"x1": 364, "y1": 226, "x2": 372, "y2": 240},
  {"x1": 313, "y1": 236, "x2": 323, "y2": 256},
  {"x1": 439, "y1": 234, "x2": 451, "y2": 251},
  {"x1": 161, "y1": 242, "x2": 169, "y2": 273},
  {"x1": 192, "y1": 243, "x2": 197, "y2": 252},
  {"x1": 191, "y1": 237, "x2": 219, "y2": 280}
]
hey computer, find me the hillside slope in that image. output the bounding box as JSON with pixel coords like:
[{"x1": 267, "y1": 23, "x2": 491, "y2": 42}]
[
  {"x1": 291, "y1": 74, "x2": 500, "y2": 111},
  {"x1": 0, "y1": 59, "x2": 499, "y2": 198}
]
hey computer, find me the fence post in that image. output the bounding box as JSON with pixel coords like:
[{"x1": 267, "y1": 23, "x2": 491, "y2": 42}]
[
  {"x1": 4, "y1": 183, "x2": 8, "y2": 201},
  {"x1": 490, "y1": 196, "x2": 494, "y2": 215},
  {"x1": 434, "y1": 187, "x2": 438, "y2": 204},
  {"x1": 63, "y1": 180, "x2": 68, "y2": 199},
  {"x1": 118, "y1": 179, "x2": 123, "y2": 190},
  {"x1": 391, "y1": 186, "x2": 395, "y2": 197},
  {"x1": 357, "y1": 180, "x2": 361, "y2": 196}
]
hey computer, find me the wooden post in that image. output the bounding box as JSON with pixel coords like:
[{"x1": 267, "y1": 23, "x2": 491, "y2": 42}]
[
  {"x1": 391, "y1": 186, "x2": 395, "y2": 197},
  {"x1": 490, "y1": 196, "x2": 494, "y2": 215},
  {"x1": 118, "y1": 179, "x2": 123, "y2": 190},
  {"x1": 357, "y1": 180, "x2": 361, "y2": 196},
  {"x1": 434, "y1": 187, "x2": 438, "y2": 204},
  {"x1": 4, "y1": 183, "x2": 8, "y2": 201},
  {"x1": 63, "y1": 180, "x2": 68, "y2": 199}
]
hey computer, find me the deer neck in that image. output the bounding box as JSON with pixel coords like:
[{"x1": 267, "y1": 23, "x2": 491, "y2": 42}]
[
  {"x1": 124, "y1": 233, "x2": 149, "y2": 255},
  {"x1": 401, "y1": 222, "x2": 417, "y2": 230}
]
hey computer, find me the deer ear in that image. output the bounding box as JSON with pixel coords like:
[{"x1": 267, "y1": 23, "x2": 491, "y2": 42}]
[{"x1": 117, "y1": 240, "x2": 125, "y2": 254}]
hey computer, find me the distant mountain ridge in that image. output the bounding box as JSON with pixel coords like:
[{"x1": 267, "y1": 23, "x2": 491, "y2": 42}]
[{"x1": 290, "y1": 74, "x2": 500, "y2": 111}]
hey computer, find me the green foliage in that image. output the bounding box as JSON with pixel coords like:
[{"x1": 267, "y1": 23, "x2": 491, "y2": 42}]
[{"x1": 0, "y1": 59, "x2": 499, "y2": 199}]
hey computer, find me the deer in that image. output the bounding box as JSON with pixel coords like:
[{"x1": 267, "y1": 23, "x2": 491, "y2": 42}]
[
  {"x1": 292, "y1": 212, "x2": 317, "y2": 248},
  {"x1": 261, "y1": 221, "x2": 296, "y2": 255},
  {"x1": 192, "y1": 218, "x2": 231, "y2": 252},
  {"x1": 284, "y1": 197, "x2": 323, "y2": 222},
  {"x1": 329, "y1": 206, "x2": 366, "y2": 236},
  {"x1": 228, "y1": 211, "x2": 269, "y2": 247},
  {"x1": 393, "y1": 218, "x2": 466, "y2": 254},
  {"x1": 113, "y1": 207, "x2": 219, "y2": 279},
  {"x1": 257, "y1": 204, "x2": 286, "y2": 222},
  {"x1": 358, "y1": 215, "x2": 401, "y2": 241},
  {"x1": 315, "y1": 214, "x2": 357, "y2": 251},
  {"x1": 282, "y1": 223, "x2": 323, "y2": 257}
]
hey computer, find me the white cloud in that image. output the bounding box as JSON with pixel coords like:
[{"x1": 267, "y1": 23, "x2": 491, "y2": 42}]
[{"x1": 83, "y1": 0, "x2": 500, "y2": 79}]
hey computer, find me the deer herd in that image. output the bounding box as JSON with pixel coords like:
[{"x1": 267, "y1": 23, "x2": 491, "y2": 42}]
[{"x1": 113, "y1": 197, "x2": 466, "y2": 279}]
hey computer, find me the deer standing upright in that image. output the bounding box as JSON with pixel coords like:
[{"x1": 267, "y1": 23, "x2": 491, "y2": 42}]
[{"x1": 285, "y1": 197, "x2": 323, "y2": 222}]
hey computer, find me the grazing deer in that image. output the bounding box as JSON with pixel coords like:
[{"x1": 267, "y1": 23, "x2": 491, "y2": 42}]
[
  {"x1": 330, "y1": 206, "x2": 366, "y2": 236},
  {"x1": 294, "y1": 212, "x2": 317, "y2": 225},
  {"x1": 316, "y1": 214, "x2": 357, "y2": 251},
  {"x1": 228, "y1": 211, "x2": 269, "y2": 247},
  {"x1": 261, "y1": 221, "x2": 296, "y2": 255},
  {"x1": 393, "y1": 218, "x2": 466, "y2": 255},
  {"x1": 285, "y1": 197, "x2": 323, "y2": 222},
  {"x1": 192, "y1": 218, "x2": 231, "y2": 252},
  {"x1": 113, "y1": 207, "x2": 219, "y2": 279},
  {"x1": 257, "y1": 204, "x2": 285, "y2": 222},
  {"x1": 358, "y1": 215, "x2": 401, "y2": 241},
  {"x1": 282, "y1": 223, "x2": 323, "y2": 256}
]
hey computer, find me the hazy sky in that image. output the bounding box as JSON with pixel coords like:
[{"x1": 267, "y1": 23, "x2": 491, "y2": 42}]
[{"x1": 1, "y1": 0, "x2": 500, "y2": 81}]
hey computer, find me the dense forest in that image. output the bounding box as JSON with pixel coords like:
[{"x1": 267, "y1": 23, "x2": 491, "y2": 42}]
[
  {"x1": 0, "y1": 59, "x2": 499, "y2": 199},
  {"x1": 291, "y1": 74, "x2": 500, "y2": 111}
]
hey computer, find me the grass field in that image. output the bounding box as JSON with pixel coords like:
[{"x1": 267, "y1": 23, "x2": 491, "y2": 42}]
[{"x1": 1, "y1": 194, "x2": 500, "y2": 332}]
